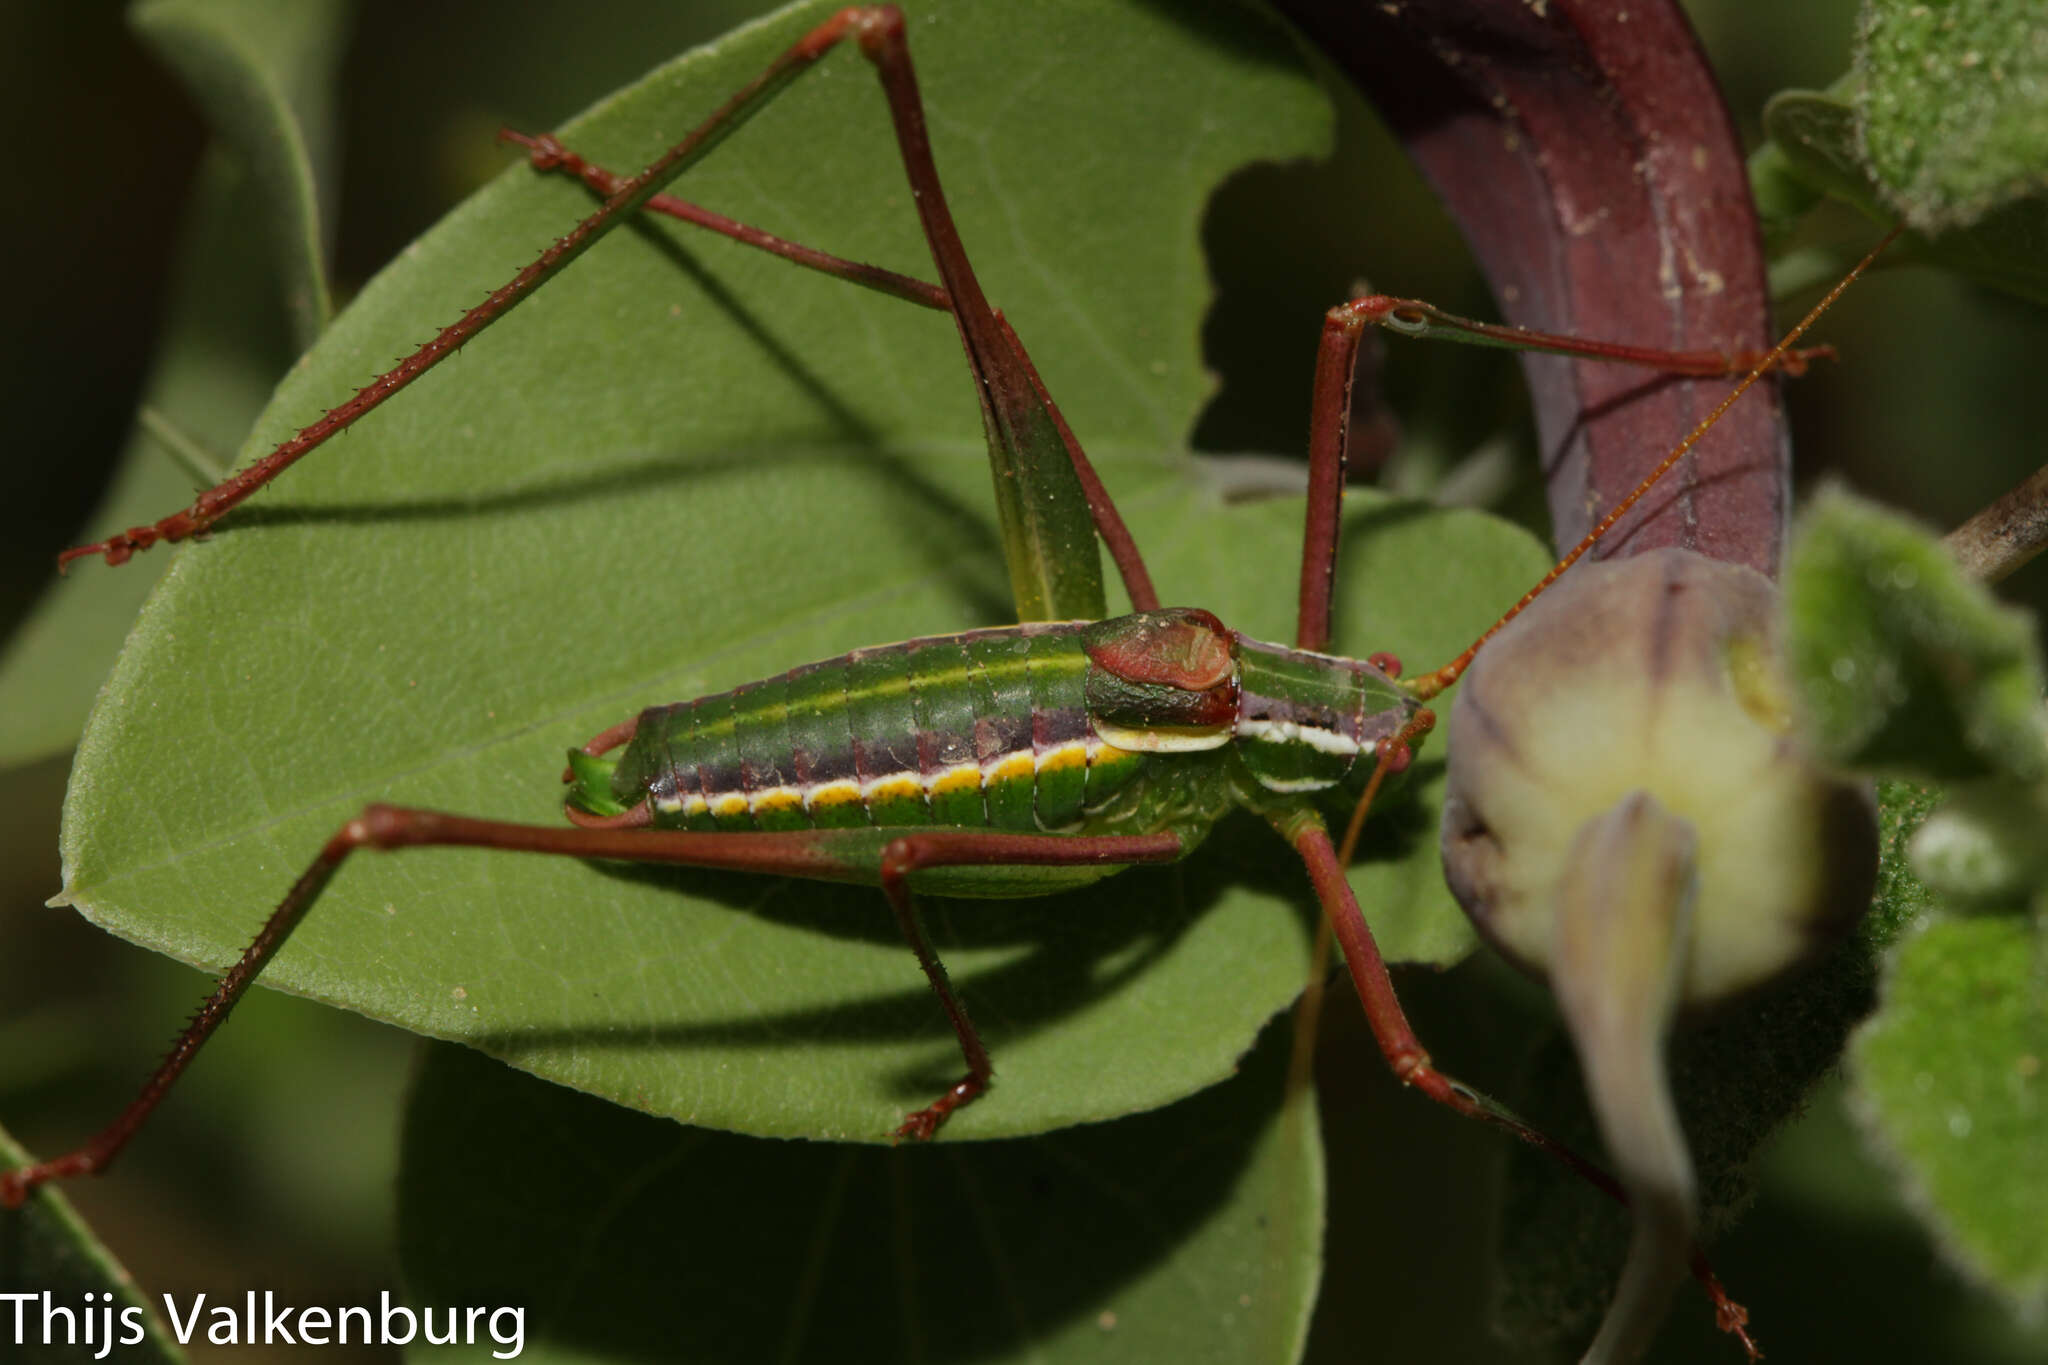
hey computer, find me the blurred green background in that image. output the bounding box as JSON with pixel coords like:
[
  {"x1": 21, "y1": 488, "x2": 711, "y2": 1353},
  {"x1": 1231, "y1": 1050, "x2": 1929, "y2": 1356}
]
[{"x1": 2, "y1": 1, "x2": 2043, "y2": 1361}]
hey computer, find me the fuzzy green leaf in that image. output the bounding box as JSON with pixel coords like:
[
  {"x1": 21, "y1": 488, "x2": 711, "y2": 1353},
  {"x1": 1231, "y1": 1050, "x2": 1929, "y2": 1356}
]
[
  {"x1": 1855, "y1": 0, "x2": 2048, "y2": 234},
  {"x1": 1783, "y1": 486, "x2": 2046, "y2": 783},
  {"x1": 0, "y1": 1121, "x2": 189, "y2": 1365},
  {"x1": 57, "y1": 0, "x2": 1539, "y2": 1149},
  {"x1": 1850, "y1": 909, "x2": 2048, "y2": 1317},
  {"x1": 1758, "y1": 87, "x2": 2048, "y2": 303},
  {"x1": 398, "y1": 1023, "x2": 1319, "y2": 1364}
]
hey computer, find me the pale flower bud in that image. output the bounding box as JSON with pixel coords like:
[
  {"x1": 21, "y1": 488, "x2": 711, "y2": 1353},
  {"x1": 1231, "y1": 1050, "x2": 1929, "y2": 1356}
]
[{"x1": 1441, "y1": 548, "x2": 1877, "y2": 1010}]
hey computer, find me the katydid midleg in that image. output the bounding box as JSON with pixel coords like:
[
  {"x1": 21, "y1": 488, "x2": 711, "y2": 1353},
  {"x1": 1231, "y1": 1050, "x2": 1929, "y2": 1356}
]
[{"x1": 11, "y1": 3, "x2": 1886, "y2": 1356}]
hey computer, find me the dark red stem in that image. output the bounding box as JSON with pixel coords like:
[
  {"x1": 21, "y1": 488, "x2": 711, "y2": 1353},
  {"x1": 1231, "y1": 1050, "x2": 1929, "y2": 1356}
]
[{"x1": 1272, "y1": 0, "x2": 1789, "y2": 575}]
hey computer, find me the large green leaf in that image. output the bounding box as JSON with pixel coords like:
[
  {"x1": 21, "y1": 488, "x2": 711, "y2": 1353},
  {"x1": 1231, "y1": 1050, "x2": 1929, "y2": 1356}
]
[
  {"x1": 399, "y1": 1021, "x2": 1319, "y2": 1364},
  {"x1": 58, "y1": 0, "x2": 1540, "y2": 1148}
]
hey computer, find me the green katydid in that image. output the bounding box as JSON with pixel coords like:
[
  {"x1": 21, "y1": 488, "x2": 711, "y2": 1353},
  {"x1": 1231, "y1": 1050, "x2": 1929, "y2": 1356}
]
[{"x1": 7, "y1": 2, "x2": 1886, "y2": 1356}]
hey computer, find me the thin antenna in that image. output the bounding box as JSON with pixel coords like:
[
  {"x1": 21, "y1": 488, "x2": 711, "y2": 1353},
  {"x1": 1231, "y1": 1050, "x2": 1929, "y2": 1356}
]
[{"x1": 1405, "y1": 225, "x2": 1904, "y2": 703}]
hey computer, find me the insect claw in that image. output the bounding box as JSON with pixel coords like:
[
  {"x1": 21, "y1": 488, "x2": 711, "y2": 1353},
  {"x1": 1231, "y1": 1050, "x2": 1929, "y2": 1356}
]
[
  {"x1": 498, "y1": 127, "x2": 564, "y2": 169},
  {"x1": 58, "y1": 528, "x2": 150, "y2": 571},
  {"x1": 892, "y1": 1100, "x2": 953, "y2": 1143},
  {"x1": 892, "y1": 1072, "x2": 983, "y2": 1142}
]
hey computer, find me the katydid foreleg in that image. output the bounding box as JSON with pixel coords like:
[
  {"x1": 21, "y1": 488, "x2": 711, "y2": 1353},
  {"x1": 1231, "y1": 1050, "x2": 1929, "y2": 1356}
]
[{"x1": 1290, "y1": 289, "x2": 1836, "y2": 662}]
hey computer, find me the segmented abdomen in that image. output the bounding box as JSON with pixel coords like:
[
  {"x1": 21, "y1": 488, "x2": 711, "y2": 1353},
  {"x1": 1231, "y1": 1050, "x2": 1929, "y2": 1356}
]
[{"x1": 612, "y1": 623, "x2": 1149, "y2": 833}]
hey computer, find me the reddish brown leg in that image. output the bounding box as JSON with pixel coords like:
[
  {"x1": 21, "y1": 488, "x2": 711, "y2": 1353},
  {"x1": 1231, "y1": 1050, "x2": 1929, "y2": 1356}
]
[
  {"x1": 1275, "y1": 746, "x2": 1758, "y2": 1356},
  {"x1": 1403, "y1": 228, "x2": 1902, "y2": 704},
  {"x1": 1295, "y1": 303, "x2": 1373, "y2": 651},
  {"x1": 0, "y1": 804, "x2": 1179, "y2": 1206},
  {"x1": 63, "y1": 9, "x2": 902, "y2": 570},
  {"x1": 498, "y1": 128, "x2": 952, "y2": 312},
  {"x1": 1346, "y1": 295, "x2": 1835, "y2": 377},
  {"x1": 1290, "y1": 292, "x2": 1835, "y2": 655},
  {"x1": 871, "y1": 829, "x2": 1184, "y2": 1140}
]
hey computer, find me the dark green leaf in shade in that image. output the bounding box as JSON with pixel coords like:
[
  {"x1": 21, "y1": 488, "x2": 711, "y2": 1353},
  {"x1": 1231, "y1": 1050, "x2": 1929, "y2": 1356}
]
[
  {"x1": 1783, "y1": 485, "x2": 2046, "y2": 783},
  {"x1": 0, "y1": 1121, "x2": 188, "y2": 1365},
  {"x1": 130, "y1": 0, "x2": 348, "y2": 346},
  {"x1": 0, "y1": 0, "x2": 350, "y2": 768},
  {"x1": 1855, "y1": 0, "x2": 2048, "y2": 234},
  {"x1": 1850, "y1": 909, "x2": 2048, "y2": 1318},
  {"x1": 1745, "y1": 136, "x2": 1827, "y2": 250},
  {"x1": 0, "y1": 159, "x2": 299, "y2": 768},
  {"x1": 398, "y1": 1022, "x2": 1319, "y2": 1364}
]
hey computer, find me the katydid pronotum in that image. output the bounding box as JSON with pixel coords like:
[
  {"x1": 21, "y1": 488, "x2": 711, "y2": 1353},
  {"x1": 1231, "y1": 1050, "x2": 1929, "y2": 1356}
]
[{"x1": 8, "y1": 3, "x2": 1889, "y2": 1358}]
